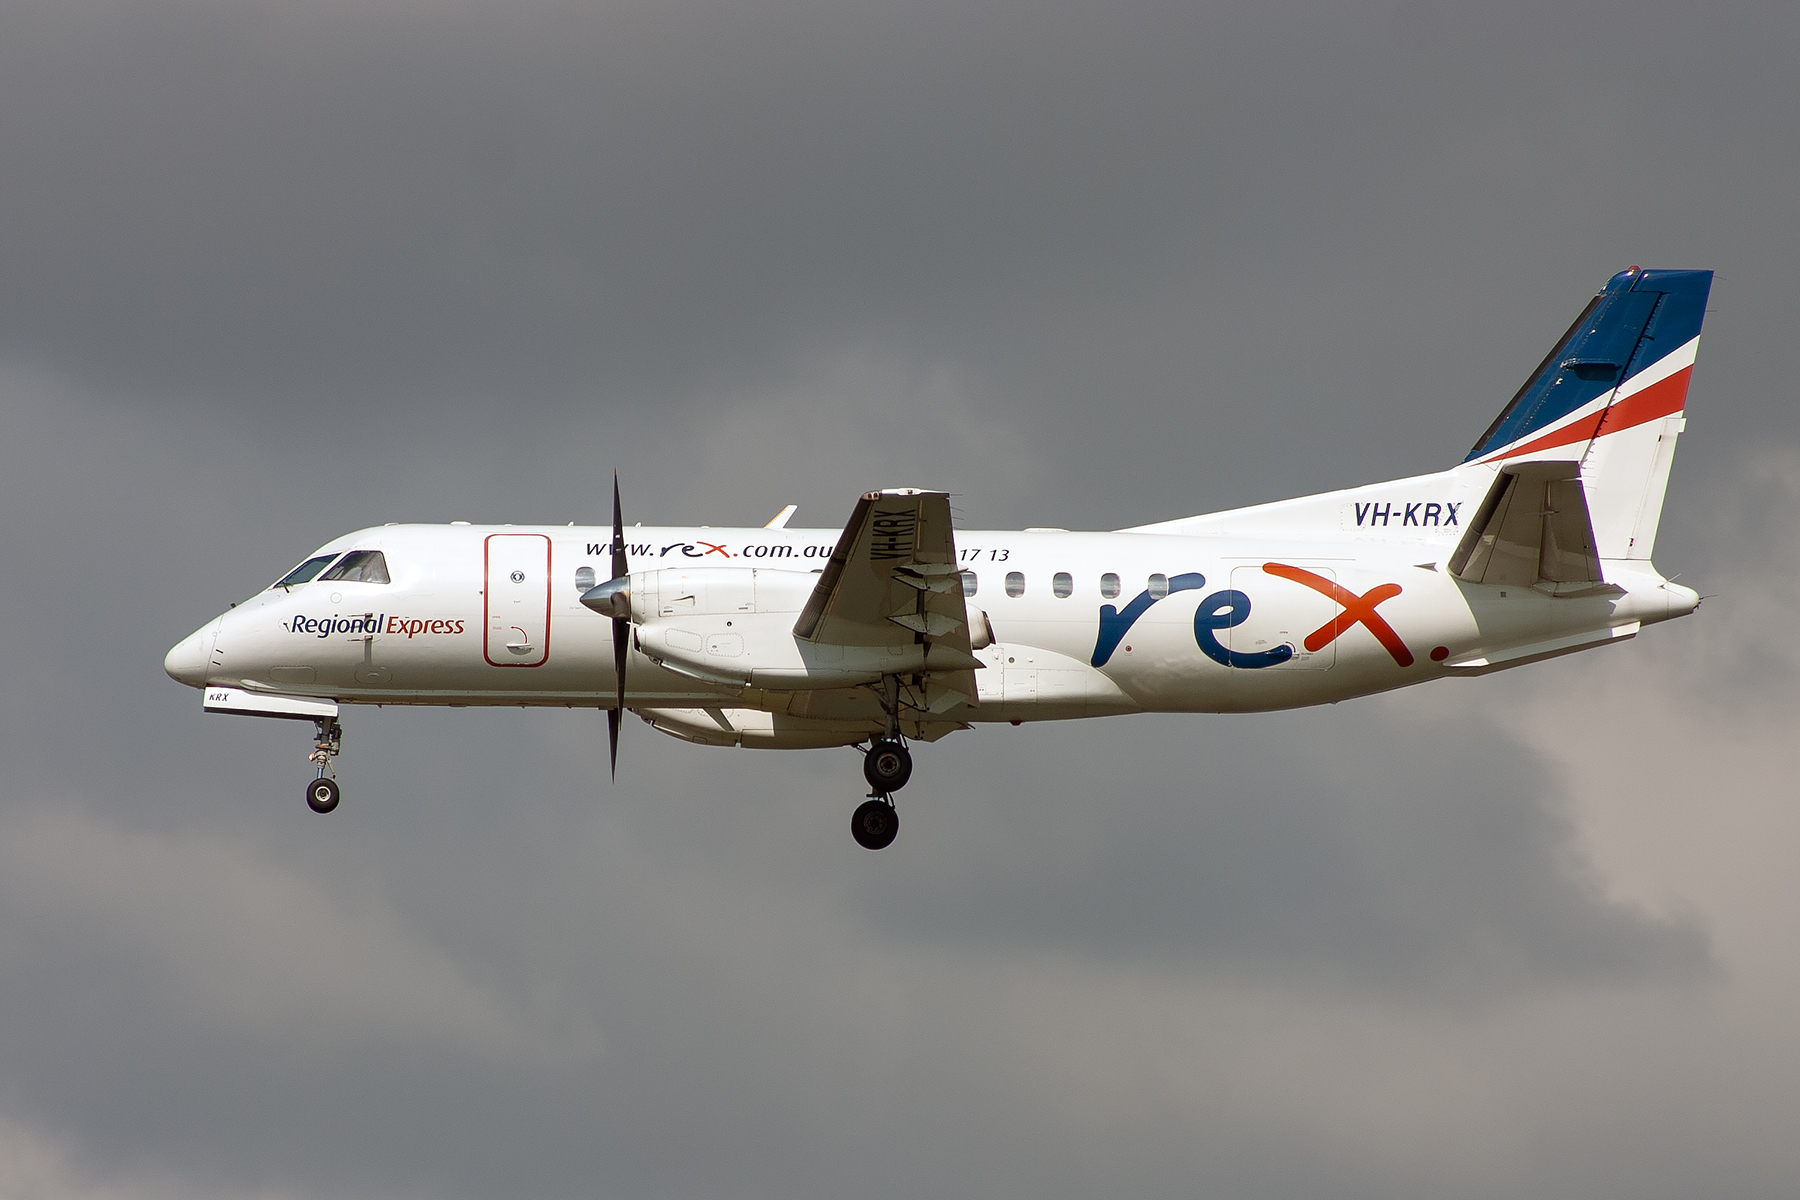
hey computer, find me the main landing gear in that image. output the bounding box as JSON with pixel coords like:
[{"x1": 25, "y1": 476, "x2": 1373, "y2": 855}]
[
  {"x1": 863, "y1": 738, "x2": 913, "y2": 792},
  {"x1": 852, "y1": 793, "x2": 899, "y2": 851},
  {"x1": 851, "y1": 678, "x2": 911, "y2": 850},
  {"x1": 306, "y1": 717, "x2": 343, "y2": 814}
]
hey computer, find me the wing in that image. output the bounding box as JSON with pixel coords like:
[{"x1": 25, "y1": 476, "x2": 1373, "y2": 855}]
[{"x1": 793, "y1": 489, "x2": 978, "y2": 703}]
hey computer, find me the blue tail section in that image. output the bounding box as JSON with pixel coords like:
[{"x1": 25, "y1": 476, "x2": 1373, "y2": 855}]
[{"x1": 1465, "y1": 268, "x2": 1713, "y2": 462}]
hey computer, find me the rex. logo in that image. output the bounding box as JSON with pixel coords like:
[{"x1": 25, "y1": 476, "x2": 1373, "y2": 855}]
[{"x1": 1090, "y1": 564, "x2": 1411, "y2": 670}]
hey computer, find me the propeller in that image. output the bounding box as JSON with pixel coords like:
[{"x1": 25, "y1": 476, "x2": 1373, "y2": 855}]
[
  {"x1": 579, "y1": 473, "x2": 633, "y2": 777},
  {"x1": 608, "y1": 473, "x2": 629, "y2": 777}
]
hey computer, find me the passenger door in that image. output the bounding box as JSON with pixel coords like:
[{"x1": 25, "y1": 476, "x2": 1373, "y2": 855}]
[{"x1": 485, "y1": 534, "x2": 551, "y2": 667}]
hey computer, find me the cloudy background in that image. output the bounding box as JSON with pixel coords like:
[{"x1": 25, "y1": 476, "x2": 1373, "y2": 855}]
[{"x1": 2, "y1": 0, "x2": 1798, "y2": 1195}]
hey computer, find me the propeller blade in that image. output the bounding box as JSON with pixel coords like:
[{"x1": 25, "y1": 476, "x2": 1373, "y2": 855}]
[
  {"x1": 607, "y1": 704, "x2": 622, "y2": 779},
  {"x1": 610, "y1": 470, "x2": 628, "y2": 779},
  {"x1": 612, "y1": 617, "x2": 629, "y2": 778},
  {"x1": 611, "y1": 472, "x2": 628, "y2": 583}
]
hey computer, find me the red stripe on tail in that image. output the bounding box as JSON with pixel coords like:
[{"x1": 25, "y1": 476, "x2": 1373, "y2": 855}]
[{"x1": 1485, "y1": 366, "x2": 1692, "y2": 463}]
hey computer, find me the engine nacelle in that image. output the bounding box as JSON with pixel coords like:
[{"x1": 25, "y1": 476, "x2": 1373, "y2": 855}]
[
  {"x1": 635, "y1": 612, "x2": 984, "y2": 689},
  {"x1": 593, "y1": 566, "x2": 981, "y2": 690},
  {"x1": 628, "y1": 567, "x2": 817, "y2": 622}
]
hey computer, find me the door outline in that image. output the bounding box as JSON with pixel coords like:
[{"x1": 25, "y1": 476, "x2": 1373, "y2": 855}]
[
  {"x1": 1229, "y1": 564, "x2": 1336, "y2": 669},
  {"x1": 484, "y1": 534, "x2": 552, "y2": 668}
]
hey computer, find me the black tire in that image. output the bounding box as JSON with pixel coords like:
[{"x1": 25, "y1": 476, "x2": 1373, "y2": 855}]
[
  {"x1": 306, "y1": 776, "x2": 341, "y2": 814},
  {"x1": 851, "y1": 798, "x2": 899, "y2": 850},
  {"x1": 863, "y1": 739, "x2": 913, "y2": 792}
]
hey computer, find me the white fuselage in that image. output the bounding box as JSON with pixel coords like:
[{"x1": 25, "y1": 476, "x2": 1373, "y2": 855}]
[{"x1": 166, "y1": 519, "x2": 1695, "y2": 743}]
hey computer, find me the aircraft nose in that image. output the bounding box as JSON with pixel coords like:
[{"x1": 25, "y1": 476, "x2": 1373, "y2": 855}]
[{"x1": 164, "y1": 619, "x2": 220, "y2": 688}]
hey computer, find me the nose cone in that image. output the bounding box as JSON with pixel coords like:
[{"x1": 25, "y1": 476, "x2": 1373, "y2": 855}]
[{"x1": 164, "y1": 619, "x2": 220, "y2": 688}]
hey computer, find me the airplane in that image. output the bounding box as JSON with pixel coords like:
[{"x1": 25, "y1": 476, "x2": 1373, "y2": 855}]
[{"x1": 165, "y1": 266, "x2": 1711, "y2": 849}]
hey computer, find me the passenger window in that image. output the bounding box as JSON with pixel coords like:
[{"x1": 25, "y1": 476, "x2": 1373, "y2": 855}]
[
  {"x1": 1005, "y1": 571, "x2": 1025, "y2": 598},
  {"x1": 575, "y1": 566, "x2": 597, "y2": 593},
  {"x1": 961, "y1": 571, "x2": 978, "y2": 597},
  {"x1": 273, "y1": 555, "x2": 338, "y2": 589},
  {"x1": 1053, "y1": 572, "x2": 1073, "y2": 598},
  {"x1": 1100, "y1": 572, "x2": 1121, "y2": 599},
  {"x1": 1148, "y1": 573, "x2": 1169, "y2": 599},
  {"x1": 320, "y1": 550, "x2": 391, "y2": 584}
]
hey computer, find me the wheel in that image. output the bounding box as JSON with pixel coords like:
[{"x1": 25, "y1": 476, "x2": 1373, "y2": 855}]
[
  {"x1": 306, "y1": 776, "x2": 340, "y2": 814},
  {"x1": 863, "y1": 739, "x2": 913, "y2": 792},
  {"x1": 852, "y1": 798, "x2": 898, "y2": 850}
]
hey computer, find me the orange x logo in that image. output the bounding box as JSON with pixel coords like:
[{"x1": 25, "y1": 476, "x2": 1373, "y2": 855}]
[
  {"x1": 1262, "y1": 562, "x2": 1414, "y2": 667},
  {"x1": 696, "y1": 541, "x2": 732, "y2": 558}
]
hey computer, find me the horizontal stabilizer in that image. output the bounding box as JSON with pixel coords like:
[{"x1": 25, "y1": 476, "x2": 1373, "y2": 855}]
[{"x1": 1449, "y1": 462, "x2": 1607, "y2": 591}]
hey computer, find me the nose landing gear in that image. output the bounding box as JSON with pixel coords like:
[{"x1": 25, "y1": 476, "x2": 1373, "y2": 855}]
[
  {"x1": 307, "y1": 776, "x2": 340, "y2": 814},
  {"x1": 306, "y1": 718, "x2": 343, "y2": 813}
]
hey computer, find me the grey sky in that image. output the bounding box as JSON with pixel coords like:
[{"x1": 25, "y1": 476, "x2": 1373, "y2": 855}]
[{"x1": 2, "y1": 1, "x2": 1798, "y2": 1196}]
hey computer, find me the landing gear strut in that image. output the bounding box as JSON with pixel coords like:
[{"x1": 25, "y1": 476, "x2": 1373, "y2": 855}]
[
  {"x1": 306, "y1": 717, "x2": 343, "y2": 813},
  {"x1": 851, "y1": 676, "x2": 910, "y2": 850}
]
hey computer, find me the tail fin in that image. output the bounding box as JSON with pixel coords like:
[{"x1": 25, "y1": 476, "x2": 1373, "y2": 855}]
[{"x1": 1465, "y1": 267, "x2": 1713, "y2": 560}]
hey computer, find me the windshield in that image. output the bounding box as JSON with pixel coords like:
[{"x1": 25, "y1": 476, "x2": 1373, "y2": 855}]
[
  {"x1": 319, "y1": 550, "x2": 391, "y2": 584},
  {"x1": 273, "y1": 555, "x2": 339, "y2": 589}
]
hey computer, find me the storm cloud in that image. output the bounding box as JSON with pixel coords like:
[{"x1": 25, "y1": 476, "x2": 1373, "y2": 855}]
[{"x1": 2, "y1": 1, "x2": 1798, "y2": 1196}]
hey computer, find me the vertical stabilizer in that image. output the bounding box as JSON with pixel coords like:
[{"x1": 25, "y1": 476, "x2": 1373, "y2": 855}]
[{"x1": 1464, "y1": 267, "x2": 1712, "y2": 560}]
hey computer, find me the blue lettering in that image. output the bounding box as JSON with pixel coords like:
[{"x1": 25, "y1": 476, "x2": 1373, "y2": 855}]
[
  {"x1": 1091, "y1": 572, "x2": 1206, "y2": 666},
  {"x1": 1360, "y1": 500, "x2": 1457, "y2": 528},
  {"x1": 1193, "y1": 591, "x2": 1293, "y2": 669}
]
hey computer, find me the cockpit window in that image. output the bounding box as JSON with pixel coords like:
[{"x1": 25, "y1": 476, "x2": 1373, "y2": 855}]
[
  {"x1": 273, "y1": 555, "x2": 339, "y2": 589},
  {"x1": 319, "y1": 550, "x2": 391, "y2": 584}
]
